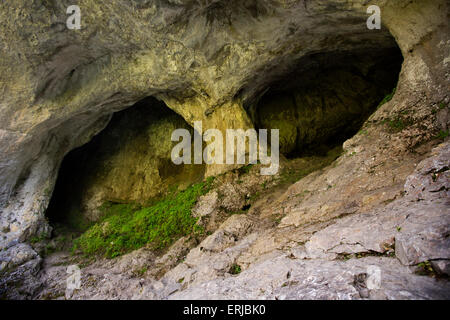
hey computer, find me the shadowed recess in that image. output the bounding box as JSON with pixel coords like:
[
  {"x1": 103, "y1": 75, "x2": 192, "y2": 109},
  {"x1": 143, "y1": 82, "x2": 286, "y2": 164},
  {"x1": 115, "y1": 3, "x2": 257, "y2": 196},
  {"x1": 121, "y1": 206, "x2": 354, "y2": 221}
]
[
  {"x1": 46, "y1": 97, "x2": 206, "y2": 229},
  {"x1": 249, "y1": 46, "x2": 403, "y2": 157}
]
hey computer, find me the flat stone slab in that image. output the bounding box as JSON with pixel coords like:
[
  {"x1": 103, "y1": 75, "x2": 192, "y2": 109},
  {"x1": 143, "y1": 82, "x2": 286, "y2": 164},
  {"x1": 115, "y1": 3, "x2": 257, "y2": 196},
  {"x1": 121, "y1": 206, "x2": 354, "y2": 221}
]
[{"x1": 169, "y1": 253, "x2": 450, "y2": 300}]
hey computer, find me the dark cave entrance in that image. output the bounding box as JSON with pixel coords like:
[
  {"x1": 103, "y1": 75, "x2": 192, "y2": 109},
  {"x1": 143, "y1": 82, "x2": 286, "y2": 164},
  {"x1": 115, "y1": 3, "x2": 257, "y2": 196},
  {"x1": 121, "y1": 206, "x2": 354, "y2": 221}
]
[
  {"x1": 249, "y1": 47, "x2": 403, "y2": 158},
  {"x1": 46, "y1": 97, "x2": 206, "y2": 230}
]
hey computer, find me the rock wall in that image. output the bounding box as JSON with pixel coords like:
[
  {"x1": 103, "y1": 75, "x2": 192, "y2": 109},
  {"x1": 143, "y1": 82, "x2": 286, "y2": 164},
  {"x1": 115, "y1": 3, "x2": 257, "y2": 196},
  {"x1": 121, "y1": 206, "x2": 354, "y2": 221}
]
[{"x1": 0, "y1": 0, "x2": 449, "y2": 298}]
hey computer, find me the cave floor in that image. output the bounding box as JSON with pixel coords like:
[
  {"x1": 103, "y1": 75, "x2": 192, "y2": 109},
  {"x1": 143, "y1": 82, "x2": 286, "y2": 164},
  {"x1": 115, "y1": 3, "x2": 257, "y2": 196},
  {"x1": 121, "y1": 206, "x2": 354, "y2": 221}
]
[{"x1": 31, "y1": 130, "x2": 450, "y2": 299}]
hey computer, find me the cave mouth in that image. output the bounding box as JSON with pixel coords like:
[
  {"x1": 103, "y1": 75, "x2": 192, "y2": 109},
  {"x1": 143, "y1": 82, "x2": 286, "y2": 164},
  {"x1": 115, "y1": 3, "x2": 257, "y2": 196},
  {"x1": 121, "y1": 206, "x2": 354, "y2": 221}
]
[
  {"x1": 46, "y1": 97, "x2": 206, "y2": 230},
  {"x1": 250, "y1": 46, "x2": 403, "y2": 158},
  {"x1": 47, "y1": 45, "x2": 403, "y2": 231}
]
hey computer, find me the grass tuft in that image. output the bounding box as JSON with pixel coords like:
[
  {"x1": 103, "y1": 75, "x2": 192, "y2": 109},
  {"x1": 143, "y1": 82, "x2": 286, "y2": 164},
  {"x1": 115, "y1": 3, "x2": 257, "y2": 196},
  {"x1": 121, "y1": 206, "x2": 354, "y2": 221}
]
[
  {"x1": 435, "y1": 130, "x2": 449, "y2": 140},
  {"x1": 377, "y1": 88, "x2": 396, "y2": 109},
  {"x1": 229, "y1": 264, "x2": 242, "y2": 275}
]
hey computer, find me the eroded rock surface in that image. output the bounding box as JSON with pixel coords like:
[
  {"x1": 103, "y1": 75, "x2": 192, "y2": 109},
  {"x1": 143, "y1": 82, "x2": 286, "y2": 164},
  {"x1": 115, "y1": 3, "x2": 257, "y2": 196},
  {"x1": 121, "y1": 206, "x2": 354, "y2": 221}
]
[
  {"x1": 170, "y1": 256, "x2": 450, "y2": 300},
  {"x1": 0, "y1": 0, "x2": 449, "y2": 300}
]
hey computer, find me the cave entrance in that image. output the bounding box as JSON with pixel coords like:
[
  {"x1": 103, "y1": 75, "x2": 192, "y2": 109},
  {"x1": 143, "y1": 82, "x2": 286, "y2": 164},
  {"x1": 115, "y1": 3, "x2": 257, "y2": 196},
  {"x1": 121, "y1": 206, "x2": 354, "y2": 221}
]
[
  {"x1": 250, "y1": 46, "x2": 403, "y2": 158},
  {"x1": 47, "y1": 45, "x2": 403, "y2": 231},
  {"x1": 46, "y1": 97, "x2": 206, "y2": 230}
]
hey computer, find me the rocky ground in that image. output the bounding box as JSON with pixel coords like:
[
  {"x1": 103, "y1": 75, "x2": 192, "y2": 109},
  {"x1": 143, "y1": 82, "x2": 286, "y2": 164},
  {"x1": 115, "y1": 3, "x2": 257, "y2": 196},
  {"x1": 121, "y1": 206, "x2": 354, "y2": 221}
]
[
  {"x1": 3, "y1": 125, "x2": 448, "y2": 300},
  {"x1": 0, "y1": 0, "x2": 449, "y2": 300}
]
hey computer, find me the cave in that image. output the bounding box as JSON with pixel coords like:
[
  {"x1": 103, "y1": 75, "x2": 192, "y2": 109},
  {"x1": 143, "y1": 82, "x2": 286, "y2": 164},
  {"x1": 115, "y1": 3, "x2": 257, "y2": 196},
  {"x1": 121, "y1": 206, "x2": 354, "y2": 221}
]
[
  {"x1": 46, "y1": 97, "x2": 206, "y2": 230},
  {"x1": 46, "y1": 45, "x2": 403, "y2": 230},
  {"x1": 248, "y1": 46, "x2": 403, "y2": 157},
  {"x1": 2, "y1": 0, "x2": 449, "y2": 301}
]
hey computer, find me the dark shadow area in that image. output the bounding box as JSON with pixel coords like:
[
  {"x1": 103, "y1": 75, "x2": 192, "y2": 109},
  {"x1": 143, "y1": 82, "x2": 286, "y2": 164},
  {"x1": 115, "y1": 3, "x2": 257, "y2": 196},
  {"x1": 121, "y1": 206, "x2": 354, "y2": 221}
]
[
  {"x1": 47, "y1": 97, "x2": 205, "y2": 229},
  {"x1": 250, "y1": 47, "x2": 403, "y2": 157}
]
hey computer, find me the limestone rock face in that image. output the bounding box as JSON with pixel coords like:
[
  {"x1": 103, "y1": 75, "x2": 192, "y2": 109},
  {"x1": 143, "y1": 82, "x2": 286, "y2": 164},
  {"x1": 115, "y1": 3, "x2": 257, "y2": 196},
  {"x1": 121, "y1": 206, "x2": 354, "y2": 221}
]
[
  {"x1": 20, "y1": 142, "x2": 449, "y2": 301},
  {"x1": 169, "y1": 256, "x2": 450, "y2": 300},
  {"x1": 304, "y1": 143, "x2": 450, "y2": 266},
  {"x1": 0, "y1": 0, "x2": 449, "y2": 300},
  {"x1": 0, "y1": 243, "x2": 41, "y2": 299}
]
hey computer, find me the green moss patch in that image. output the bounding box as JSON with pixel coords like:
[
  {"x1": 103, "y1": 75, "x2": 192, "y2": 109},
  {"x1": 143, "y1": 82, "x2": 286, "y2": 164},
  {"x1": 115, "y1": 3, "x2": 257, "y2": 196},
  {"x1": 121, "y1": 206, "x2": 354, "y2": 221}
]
[
  {"x1": 72, "y1": 177, "x2": 214, "y2": 258},
  {"x1": 377, "y1": 88, "x2": 396, "y2": 109},
  {"x1": 381, "y1": 115, "x2": 414, "y2": 133},
  {"x1": 435, "y1": 130, "x2": 449, "y2": 140},
  {"x1": 229, "y1": 264, "x2": 242, "y2": 275}
]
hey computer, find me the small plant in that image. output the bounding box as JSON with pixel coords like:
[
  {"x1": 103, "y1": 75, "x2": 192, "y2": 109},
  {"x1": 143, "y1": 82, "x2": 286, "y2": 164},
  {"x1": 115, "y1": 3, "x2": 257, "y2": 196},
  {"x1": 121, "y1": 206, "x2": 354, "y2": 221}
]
[
  {"x1": 382, "y1": 116, "x2": 413, "y2": 133},
  {"x1": 30, "y1": 237, "x2": 41, "y2": 244},
  {"x1": 388, "y1": 118, "x2": 406, "y2": 132},
  {"x1": 248, "y1": 191, "x2": 261, "y2": 202},
  {"x1": 339, "y1": 254, "x2": 353, "y2": 261},
  {"x1": 416, "y1": 261, "x2": 436, "y2": 277},
  {"x1": 44, "y1": 243, "x2": 55, "y2": 256},
  {"x1": 229, "y1": 264, "x2": 242, "y2": 275},
  {"x1": 272, "y1": 214, "x2": 283, "y2": 225},
  {"x1": 30, "y1": 231, "x2": 49, "y2": 244},
  {"x1": 358, "y1": 129, "x2": 368, "y2": 136},
  {"x1": 237, "y1": 164, "x2": 253, "y2": 175},
  {"x1": 134, "y1": 267, "x2": 148, "y2": 277},
  {"x1": 435, "y1": 130, "x2": 449, "y2": 140},
  {"x1": 377, "y1": 88, "x2": 396, "y2": 109}
]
